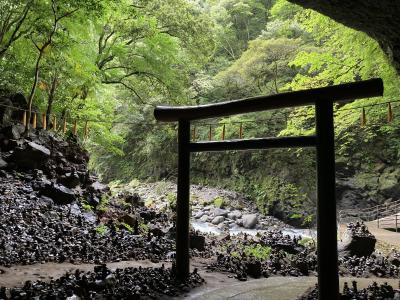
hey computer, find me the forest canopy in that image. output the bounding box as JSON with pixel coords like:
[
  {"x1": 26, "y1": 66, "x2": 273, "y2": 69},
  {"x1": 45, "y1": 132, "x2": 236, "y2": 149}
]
[{"x1": 1, "y1": 0, "x2": 399, "y2": 225}]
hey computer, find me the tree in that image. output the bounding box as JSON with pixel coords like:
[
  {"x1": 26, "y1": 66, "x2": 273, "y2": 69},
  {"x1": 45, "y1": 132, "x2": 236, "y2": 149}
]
[
  {"x1": 95, "y1": 0, "x2": 214, "y2": 104},
  {"x1": 0, "y1": 0, "x2": 33, "y2": 59}
]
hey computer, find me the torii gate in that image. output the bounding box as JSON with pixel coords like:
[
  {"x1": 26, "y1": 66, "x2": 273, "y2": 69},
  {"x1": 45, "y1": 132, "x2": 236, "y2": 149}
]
[{"x1": 154, "y1": 78, "x2": 383, "y2": 299}]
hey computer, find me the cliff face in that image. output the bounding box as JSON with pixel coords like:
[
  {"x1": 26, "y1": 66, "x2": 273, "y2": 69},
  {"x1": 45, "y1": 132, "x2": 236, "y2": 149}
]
[{"x1": 288, "y1": 0, "x2": 400, "y2": 73}]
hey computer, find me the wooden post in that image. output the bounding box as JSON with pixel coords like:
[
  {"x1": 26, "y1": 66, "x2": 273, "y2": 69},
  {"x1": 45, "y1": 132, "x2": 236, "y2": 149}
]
[
  {"x1": 73, "y1": 120, "x2": 77, "y2": 135},
  {"x1": 63, "y1": 118, "x2": 67, "y2": 134},
  {"x1": 176, "y1": 120, "x2": 190, "y2": 279},
  {"x1": 84, "y1": 121, "x2": 89, "y2": 139},
  {"x1": 388, "y1": 103, "x2": 393, "y2": 123},
  {"x1": 42, "y1": 113, "x2": 47, "y2": 130},
  {"x1": 22, "y1": 111, "x2": 27, "y2": 127},
  {"x1": 208, "y1": 125, "x2": 212, "y2": 141},
  {"x1": 32, "y1": 113, "x2": 37, "y2": 129},
  {"x1": 315, "y1": 99, "x2": 339, "y2": 300},
  {"x1": 53, "y1": 116, "x2": 57, "y2": 131},
  {"x1": 192, "y1": 126, "x2": 196, "y2": 142},
  {"x1": 377, "y1": 206, "x2": 379, "y2": 226},
  {"x1": 221, "y1": 124, "x2": 225, "y2": 140},
  {"x1": 361, "y1": 108, "x2": 366, "y2": 127},
  {"x1": 239, "y1": 123, "x2": 243, "y2": 139}
]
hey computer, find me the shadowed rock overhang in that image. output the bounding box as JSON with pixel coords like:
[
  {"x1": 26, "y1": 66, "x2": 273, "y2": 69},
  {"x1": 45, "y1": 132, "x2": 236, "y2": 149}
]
[{"x1": 288, "y1": 0, "x2": 400, "y2": 73}]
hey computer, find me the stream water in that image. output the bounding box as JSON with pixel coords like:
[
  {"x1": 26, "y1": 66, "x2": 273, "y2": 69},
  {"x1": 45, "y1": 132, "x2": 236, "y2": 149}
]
[{"x1": 192, "y1": 220, "x2": 316, "y2": 239}]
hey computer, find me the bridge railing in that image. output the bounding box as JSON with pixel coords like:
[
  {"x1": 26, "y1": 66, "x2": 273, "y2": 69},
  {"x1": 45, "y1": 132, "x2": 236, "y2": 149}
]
[{"x1": 339, "y1": 198, "x2": 400, "y2": 226}]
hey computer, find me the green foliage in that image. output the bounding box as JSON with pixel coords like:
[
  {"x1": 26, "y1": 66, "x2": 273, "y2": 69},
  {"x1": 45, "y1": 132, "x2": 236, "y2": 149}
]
[
  {"x1": 95, "y1": 224, "x2": 108, "y2": 235},
  {"x1": 213, "y1": 196, "x2": 225, "y2": 208},
  {"x1": 243, "y1": 244, "x2": 272, "y2": 260},
  {"x1": 82, "y1": 202, "x2": 94, "y2": 212},
  {"x1": 97, "y1": 194, "x2": 110, "y2": 213},
  {"x1": 139, "y1": 222, "x2": 149, "y2": 235},
  {"x1": 120, "y1": 222, "x2": 133, "y2": 232},
  {"x1": 167, "y1": 193, "x2": 177, "y2": 210}
]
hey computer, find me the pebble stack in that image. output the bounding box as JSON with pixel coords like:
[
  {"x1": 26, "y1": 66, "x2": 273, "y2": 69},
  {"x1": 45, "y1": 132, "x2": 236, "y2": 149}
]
[{"x1": 0, "y1": 265, "x2": 204, "y2": 299}]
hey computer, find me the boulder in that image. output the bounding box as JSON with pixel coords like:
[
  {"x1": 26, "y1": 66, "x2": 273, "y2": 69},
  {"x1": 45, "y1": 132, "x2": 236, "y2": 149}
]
[
  {"x1": 119, "y1": 213, "x2": 137, "y2": 227},
  {"x1": 245, "y1": 261, "x2": 262, "y2": 278},
  {"x1": 227, "y1": 210, "x2": 242, "y2": 220},
  {"x1": 338, "y1": 223, "x2": 376, "y2": 257},
  {"x1": 0, "y1": 125, "x2": 22, "y2": 140},
  {"x1": 378, "y1": 173, "x2": 400, "y2": 198},
  {"x1": 199, "y1": 215, "x2": 209, "y2": 222},
  {"x1": 388, "y1": 251, "x2": 400, "y2": 267},
  {"x1": 211, "y1": 216, "x2": 225, "y2": 225},
  {"x1": 59, "y1": 172, "x2": 81, "y2": 188},
  {"x1": 213, "y1": 208, "x2": 228, "y2": 217},
  {"x1": 117, "y1": 191, "x2": 143, "y2": 207},
  {"x1": 148, "y1": 224, "x2": 164, "y2": 237},
  {"x1": 91, "y1": 181, "x2": 110, "y2": 194},
  {"x1": 11, "y1": 142, "x2": 50, "y2": 169},
  {"x1": 242, "y1": 214, "x2": 258, "y2": 229},
  {"x1": 41, "y1": 183, "x2": 76, "y2": 205},
  {"x1": 194, "y1": 211, "x2": 205, "y2": 219},
  {"x1": 190, "y1": 234, "x2": 205, "y2": 251},
  {"x1": 0, "y1": 158, "x2": 7, "y2": 169}
]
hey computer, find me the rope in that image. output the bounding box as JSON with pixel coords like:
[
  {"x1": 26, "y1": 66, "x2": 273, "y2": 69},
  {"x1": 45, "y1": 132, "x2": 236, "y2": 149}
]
[{"x1": 0, "y1": 98, "x2": 399, "y2": 128}]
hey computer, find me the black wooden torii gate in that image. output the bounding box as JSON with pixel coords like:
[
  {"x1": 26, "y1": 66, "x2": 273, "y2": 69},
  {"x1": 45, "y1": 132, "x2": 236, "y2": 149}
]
[{"x1": 154, "y1": 78, "x2": 383, "y2": 299}]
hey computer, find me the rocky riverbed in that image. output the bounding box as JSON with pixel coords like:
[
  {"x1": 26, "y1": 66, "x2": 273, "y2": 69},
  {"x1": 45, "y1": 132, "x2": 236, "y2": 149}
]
[{"x1": 2, "y1": 125, "x2": 400, "y2": 298}]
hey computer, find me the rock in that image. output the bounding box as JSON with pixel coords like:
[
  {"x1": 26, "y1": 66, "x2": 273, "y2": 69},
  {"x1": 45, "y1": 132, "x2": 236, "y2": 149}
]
[
  {"x1": 41, "y1": 183, "x2": 76, "y2": 204},
  {"x1": 148, "y1": 224, "x2": 164, "y2": 237},
  {"x1": 242, "y1": 214, "x2": 258, "y2": 229},
  {"x1": 91, "y1": 181, "x2": 110, "y2": 194},
  {"x1": 59, "y1": 172, "x2": 81, "y2": 188},
  {"x1": 199, "y1": 215, "x2": 209, "y2": 222},
  {"x1": 194, "y1": 211, "x2": 205, "y2": 219},
  {"x1": 217, "y1": 222, "x2": 227, "y2": 230},
  {"x1": 190, "y1": 234, "x2": 205, "y2": 251},
  {"x1": 378, "y1": 172, "x2": 400, "y2": 198},
  {"x1": 213, "y1": 208, "x2": 228, "y2": 217},
  {"x1": 245, "y1": 261, "x2": 262, "y2": 278},
  {"x1": 211, "y1": 216, "x2": 225, "y2": 225},
  {"x1": 0, "y1": 125, "x2": 22, "y2": 140},
  {"x1": 10, "y1": 142, "x2": 50, "y2": 169},
  {"x1": 0, "y1": 158, "x2": 7, "y2": 169},
  {"x1": 227, "y1": 210, "x2": 242, "y2": 220},
  {"x1": 119, "y1": 213, "x2": 138, "y2": 227},
  {"x1": 388, "y1": 251, "x2": 400, "y2": 267},
  {"x1": 338, "y1": 222, "x2": 376, "y2": 257},
  {"x1": 118, "y1": 191, "x2": 143, "y2": 206}
]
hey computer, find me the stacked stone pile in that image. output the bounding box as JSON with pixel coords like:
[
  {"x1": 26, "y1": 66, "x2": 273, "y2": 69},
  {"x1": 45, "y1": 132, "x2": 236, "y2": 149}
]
[
  {"x1": 0, "y1": 265, "x2": 204, "y2": 299},
  {"x1": 298, "y1": 281, "x2": 400, "y2": 300}
]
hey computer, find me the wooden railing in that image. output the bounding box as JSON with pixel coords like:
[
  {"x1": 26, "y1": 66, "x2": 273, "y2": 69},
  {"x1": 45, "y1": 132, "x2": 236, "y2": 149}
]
[
  {"x1": 339, "y1": 199, "x2": 400, "y2": 232},
  {"x1": 154, "y1": 78, "x2": 384, "y2": 300}
]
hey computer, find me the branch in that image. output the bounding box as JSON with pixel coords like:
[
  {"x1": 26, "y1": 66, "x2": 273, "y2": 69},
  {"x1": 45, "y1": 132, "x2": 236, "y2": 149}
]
[{"x1": 102, "y1": 79, "x2": 145, "y2": 104}]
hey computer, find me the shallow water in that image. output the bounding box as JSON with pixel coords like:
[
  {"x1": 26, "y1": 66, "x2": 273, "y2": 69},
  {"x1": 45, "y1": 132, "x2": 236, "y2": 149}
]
[{"x1": 191, "y1": 220, "x2": 316, "y2": 239}]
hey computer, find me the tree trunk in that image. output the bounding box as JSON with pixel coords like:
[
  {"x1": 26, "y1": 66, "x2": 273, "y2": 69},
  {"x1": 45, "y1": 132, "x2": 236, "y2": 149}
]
[
  {"x1": 46, "y1": 74, "x2": 58, "y2": 125},
  {"x1": 26, "y1": 49, "x2": 44, "y2": 132}
]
